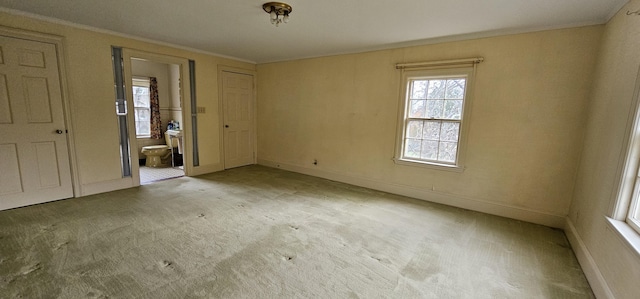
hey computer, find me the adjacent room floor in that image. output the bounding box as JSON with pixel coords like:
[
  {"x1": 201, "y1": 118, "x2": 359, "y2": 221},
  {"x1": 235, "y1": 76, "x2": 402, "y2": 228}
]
[
  {"x1": 139, "y1": 166, "x2": 184, "y2": 185},
  {"x1": 0, "y1": 165, "x2": 592, "y2": 298}
]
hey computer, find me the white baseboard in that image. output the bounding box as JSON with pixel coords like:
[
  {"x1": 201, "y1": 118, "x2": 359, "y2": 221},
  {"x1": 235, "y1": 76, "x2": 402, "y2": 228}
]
[
  {"x1": 80, "y1": 177, "x2": 134, "y2": 196},
  {"x1": 257, "y1": 159, "x2": 565, "y2": 228},
  {"x1": 564, "y1": 218, "x2": 614, "y2": 299}
]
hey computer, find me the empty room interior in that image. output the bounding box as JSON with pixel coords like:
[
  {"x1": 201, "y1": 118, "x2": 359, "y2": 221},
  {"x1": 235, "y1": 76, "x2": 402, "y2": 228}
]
[{"x1": 0, "y1": 0, "x2": 639, "y2": 298}]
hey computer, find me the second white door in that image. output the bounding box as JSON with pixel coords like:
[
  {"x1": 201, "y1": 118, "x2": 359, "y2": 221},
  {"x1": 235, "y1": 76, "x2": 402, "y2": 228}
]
[{"x1": 222, "y1": 71, "x2": 255, "y2": 169}]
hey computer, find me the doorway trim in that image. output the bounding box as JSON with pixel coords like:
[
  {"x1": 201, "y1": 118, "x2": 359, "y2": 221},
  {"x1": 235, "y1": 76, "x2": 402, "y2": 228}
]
[
  {"x1": 121, "y1": 48, "x2": 193, "y2": 186},
  {"x1": 0, "y1": 26, "x2": 80, "y2": 197},
  {"x1": 217, "y1": 65, "x2": 257, "y2": 169}
]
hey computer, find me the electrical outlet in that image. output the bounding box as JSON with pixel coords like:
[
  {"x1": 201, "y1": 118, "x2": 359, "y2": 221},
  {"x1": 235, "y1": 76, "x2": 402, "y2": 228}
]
[{"x1": 197, "y1": 106, "x2": 206, "y2": 113}]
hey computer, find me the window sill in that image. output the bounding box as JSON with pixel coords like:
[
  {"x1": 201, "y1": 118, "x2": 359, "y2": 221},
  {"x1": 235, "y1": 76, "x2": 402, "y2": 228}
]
[
  {"x1": 136, "y1": 136, "x2": 151, "y2": 140},
  {"x1": 393, "y1": 157, "x2": 464, "y2": 173},
  {"x1": 605, "y1": 217, "x2": 640, "y2": 259}
]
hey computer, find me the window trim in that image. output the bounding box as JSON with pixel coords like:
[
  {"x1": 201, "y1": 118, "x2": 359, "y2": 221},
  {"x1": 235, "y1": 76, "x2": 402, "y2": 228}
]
[{"x1": 394, "y1": 66, "x2": 476, "y2": 172}]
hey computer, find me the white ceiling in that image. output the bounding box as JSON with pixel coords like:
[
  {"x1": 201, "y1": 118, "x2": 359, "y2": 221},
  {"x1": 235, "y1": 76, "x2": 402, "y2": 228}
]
[{"x1": 0, "y1": 0, "x2": 628, "y2": 63}]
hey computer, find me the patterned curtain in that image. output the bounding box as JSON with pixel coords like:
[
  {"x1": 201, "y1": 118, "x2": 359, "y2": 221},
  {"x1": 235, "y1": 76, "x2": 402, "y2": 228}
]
[{"x1": 149, "y1": 77, "x2": 162, "y2": 139}]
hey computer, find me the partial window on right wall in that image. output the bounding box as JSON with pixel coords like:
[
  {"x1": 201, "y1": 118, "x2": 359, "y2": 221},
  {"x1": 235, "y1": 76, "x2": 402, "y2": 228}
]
[
  {"x1": 611, "y1": 65, "x2": 640, "y2": 238},
  {"x1": 628, "y1": 175, "x2": 640, "y2": 233},
  {"x1": 621, "y1": 77, "x2": 640, "y2": 235},
  {"x1": 394, "y1": 66, "x2": 475, "y2": 171}
]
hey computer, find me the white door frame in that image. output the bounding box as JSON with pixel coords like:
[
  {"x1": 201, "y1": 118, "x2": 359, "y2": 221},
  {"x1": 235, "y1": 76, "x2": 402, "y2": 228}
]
[
  {"x1": 217, "y1": 66, "x2": 257, "y2": 169},
  {"x1": 0, "y1": 26, "x2": 80, "y2": 197},
  {"x1": 121, "y1": 49, "x2": 192, "y2": 186}
]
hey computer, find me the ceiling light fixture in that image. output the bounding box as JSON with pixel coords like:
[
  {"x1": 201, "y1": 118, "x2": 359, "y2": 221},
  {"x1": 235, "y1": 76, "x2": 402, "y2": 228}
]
[{"x1": 262, "y1": 2, "x2": 292, "y2": 27}]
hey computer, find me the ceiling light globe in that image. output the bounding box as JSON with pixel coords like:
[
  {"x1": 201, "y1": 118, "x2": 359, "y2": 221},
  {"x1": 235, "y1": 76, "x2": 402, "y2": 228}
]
[{"x1": 263, "y1": 2, "x2": 292, "y2": 27}]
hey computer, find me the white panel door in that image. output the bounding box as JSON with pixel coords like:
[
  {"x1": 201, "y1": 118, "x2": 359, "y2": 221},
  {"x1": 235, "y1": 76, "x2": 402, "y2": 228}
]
[
  {"x1": 0, "y1": 35, "x2": 73, "y2": 210},
  {"x1": 222, "y1": 71, "x2": 254, "y2": 169}
]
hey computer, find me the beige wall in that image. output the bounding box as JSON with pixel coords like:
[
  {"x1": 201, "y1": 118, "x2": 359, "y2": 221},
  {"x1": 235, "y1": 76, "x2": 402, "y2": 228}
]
[
  {"x1": 569, "y1": 0, "x2": 640, "y2": 298},
  {"x1": 0, "y1": 12, "x2": 255, "y2": 194},
  {"x1": 257, "y1": 26, "x2": 603, "y2": 224},
  {"x1": 131, "y1": 59, "x2": 171, "y2": 112}
]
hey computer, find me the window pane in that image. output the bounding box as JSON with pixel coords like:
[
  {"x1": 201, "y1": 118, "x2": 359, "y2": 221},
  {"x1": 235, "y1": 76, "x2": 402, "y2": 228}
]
[
  {"x1": 133, "y1": 86, "x2": 150, "y2": 107},
  {"x1": 134, "y1": 108, "x2": 151, "y2": 136},
  {"x1": 632, "y1": 204, "x2": 640, "y2": 224},
  {"x1": 409, "y1": 100, "x2": 426, "y2": 118},
  {"x1": 411, "y1": 80, "x2": 428, "y2": 99},
  {"x1": 426, "y1": 100, "x2": 444, "y2": 118},
  {"x1": 423, "y1": 121, "x2": 441, "y2": 140},
  {"x1": 135, "y1": 108, "x2": 150, "y2": 121},
  {"x1": 445, "y1": 79, "x2": 466, "y2": 99},
  {"x1": 440, "y1": 122, "x2": 460, "y2": 142},
  {"x1": 406, "y1": 120, "x2": 423, "y2": 138},
  {"x1": 136, "y1": 120, "x2": 150, "y2": 136},
  {"x1": 631, "y1": 182, "x2": 640, "y2": 224},
  {"x1": 420, "y1": 140, "x2": 439, "y2": 160},
  {"x1": 438, "y1": 142, "x2": 458, "y2": 162},
  {"x1": 404, "y1": 139, "x2": 421, "y2": 158},
  {"x1": 427, "y1": 80, "x2": 445, "y2": 99},
  {"x1": 631, "y1": 216, "x2": 640, "y2": 236},
  {"x1": 443, "y1": 100, "x2": 463, "y2": 120}
]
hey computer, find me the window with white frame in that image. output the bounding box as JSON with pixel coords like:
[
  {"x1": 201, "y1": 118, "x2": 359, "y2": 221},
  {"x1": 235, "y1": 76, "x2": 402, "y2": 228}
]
[
  {"x1": 395, "y1": 67, "x2": 474, "y2": 170},
  {"x1": 624, "y1": 96, "x2": 640, "y2": 235},
  {"x1": 132, "y1": 78, "x2": 151, "y2": 138},
  {"x1": 613, "y1": 69, "x2": 640, "y2": 237}
]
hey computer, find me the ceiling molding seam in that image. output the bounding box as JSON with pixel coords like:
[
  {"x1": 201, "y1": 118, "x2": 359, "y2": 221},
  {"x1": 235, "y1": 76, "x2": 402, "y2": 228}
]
[{"x1": 0, "y1": 7, "x2": 257, "y2": 64}]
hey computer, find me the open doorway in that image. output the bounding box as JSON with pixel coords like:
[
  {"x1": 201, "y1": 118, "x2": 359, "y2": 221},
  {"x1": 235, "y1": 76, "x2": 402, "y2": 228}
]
[
  {"x1": 117, "y1": 49, "x2": 194, "y2": 186},
  {"x1": 130, "y1": 59, "x2": 184, "y2": 184}
]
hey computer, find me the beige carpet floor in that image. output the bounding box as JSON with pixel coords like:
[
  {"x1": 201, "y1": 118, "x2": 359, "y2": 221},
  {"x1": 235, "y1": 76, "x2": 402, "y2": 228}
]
[{"x1": 0, "y1": 165, "x2": 592, "y2": 298}]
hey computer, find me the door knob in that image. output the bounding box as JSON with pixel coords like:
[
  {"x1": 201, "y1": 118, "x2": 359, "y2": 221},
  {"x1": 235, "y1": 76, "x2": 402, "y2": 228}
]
[
  {"x1": 225, "y1": 125, "x2": 229, "y2": 128},
  {"x1": 56, "y1": 130, "x2": 64, "y2": 134}
]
